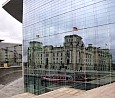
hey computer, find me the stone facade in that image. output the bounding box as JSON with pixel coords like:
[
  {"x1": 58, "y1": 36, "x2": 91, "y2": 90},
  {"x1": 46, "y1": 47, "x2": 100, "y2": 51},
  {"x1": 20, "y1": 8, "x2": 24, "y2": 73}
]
[
  {"x1": 28, "y1": 35, "x2": 112, "y2": 71},
  {"x1": 0, "y1": 43, "x2": 22, "y2": 67}
]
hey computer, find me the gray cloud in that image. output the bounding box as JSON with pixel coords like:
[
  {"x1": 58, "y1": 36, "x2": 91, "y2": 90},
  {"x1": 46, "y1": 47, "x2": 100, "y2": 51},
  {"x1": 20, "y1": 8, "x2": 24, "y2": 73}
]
[{"x1": 0, "y1": 1, "x2": 22, "y2": 44}]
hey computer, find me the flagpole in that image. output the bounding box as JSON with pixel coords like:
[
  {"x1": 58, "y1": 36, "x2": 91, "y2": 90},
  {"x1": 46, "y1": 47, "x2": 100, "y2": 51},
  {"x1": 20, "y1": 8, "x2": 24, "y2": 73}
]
[{"x1": 72, "y1": 27, "x2": 78, "y2": 85}]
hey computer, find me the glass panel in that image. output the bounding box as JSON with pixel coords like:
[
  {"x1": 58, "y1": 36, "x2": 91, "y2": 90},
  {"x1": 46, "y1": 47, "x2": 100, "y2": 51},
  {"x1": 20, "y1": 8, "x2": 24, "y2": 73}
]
[{"x1": 23, "y1": 0, "x2": 115, "y2": 95}]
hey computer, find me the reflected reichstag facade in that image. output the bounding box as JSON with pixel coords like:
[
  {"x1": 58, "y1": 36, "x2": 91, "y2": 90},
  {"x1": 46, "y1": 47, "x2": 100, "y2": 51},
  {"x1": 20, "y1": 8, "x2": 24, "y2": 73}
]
[
  {"x1": 23, "y1": 0, "x2": 115, "y2": 95},
  {"x1": 28, "y1": 35, "x2": 112, "y2": 72}
]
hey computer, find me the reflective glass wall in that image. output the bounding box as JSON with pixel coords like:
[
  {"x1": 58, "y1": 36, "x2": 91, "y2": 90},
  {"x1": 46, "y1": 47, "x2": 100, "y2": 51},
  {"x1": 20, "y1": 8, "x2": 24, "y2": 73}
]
[{"x1": 23, "y1": 0, "x2": 115, "y2": 95}]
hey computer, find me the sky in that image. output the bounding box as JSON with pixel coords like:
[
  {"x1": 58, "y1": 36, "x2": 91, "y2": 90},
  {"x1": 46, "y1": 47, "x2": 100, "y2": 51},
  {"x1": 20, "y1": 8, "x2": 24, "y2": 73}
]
[
  {"x1": 0, "y1": 0, "x2": 22, "y2": 44},
  {"x1": 24, "y1": 0, "x2": 115, "y2": 49},
  {"x1": 0, "y1": 0, "x2": 114, "y2": 48}
]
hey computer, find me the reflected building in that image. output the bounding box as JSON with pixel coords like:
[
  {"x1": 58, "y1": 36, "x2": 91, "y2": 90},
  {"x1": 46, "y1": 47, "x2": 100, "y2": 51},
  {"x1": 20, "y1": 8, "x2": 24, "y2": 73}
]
[{"x1": 28, "y1": 35, "x2": 112, "y2": 72}]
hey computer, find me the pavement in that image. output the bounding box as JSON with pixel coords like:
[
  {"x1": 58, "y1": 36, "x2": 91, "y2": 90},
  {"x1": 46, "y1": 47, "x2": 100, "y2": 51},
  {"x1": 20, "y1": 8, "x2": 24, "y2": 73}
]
[
  {"x1": 0, "y1": 84, "x2": 4, "y2": 89},
  {"x1": 0, "y1": 77, "x2": 24, "y2": 98},
  {"x1": 8, "y1": 82, "x2": 115, "y2": 98},
  {"x1": 73, "y1": 82, "x2": 115, "y2": 98}
]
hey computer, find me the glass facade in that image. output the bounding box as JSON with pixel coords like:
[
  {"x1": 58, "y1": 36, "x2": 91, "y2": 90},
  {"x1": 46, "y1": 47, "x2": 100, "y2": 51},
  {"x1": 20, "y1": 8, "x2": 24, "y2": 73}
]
[{"x1": 23, "y1": 0, "x2": 115, "y2": 95}]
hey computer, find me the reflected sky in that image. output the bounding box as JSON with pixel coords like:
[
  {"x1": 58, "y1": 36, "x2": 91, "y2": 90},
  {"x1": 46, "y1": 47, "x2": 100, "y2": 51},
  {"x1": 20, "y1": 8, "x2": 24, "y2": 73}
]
[{"x1": 23, "y1": 0, "x2": 115, "y2": 61}]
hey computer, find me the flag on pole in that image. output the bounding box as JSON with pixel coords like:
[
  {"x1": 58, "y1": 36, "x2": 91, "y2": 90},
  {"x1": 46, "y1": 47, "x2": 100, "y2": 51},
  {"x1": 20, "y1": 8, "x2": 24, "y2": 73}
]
[{"x1": 72, "y1": 27, "x2": 78, "y2": 31}]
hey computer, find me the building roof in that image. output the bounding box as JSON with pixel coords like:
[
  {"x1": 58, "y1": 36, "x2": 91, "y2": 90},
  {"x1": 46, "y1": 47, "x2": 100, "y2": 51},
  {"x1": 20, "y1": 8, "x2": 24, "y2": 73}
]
[
  {"x1": 8, "y1": 82, "x2": 115, "y2": 98},
  {"x1": 0, "y1": 42, "x2": 21, "y2": 49},
  {"x1": 2, "y1": 0, "x2": 23, "y2": 23},
  {"x1": 65, "y1": 34, "x2": 82, "y2": 39}
]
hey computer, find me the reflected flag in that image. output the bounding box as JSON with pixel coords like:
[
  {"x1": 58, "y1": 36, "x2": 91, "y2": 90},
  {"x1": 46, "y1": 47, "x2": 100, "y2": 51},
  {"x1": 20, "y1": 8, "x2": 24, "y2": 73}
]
[
  {"x1": 72, "y1": 27, "x2": 78, "y2": 31},
  {"x1": 36, "y1": 35, "x2": 39, "y2": 38}
]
